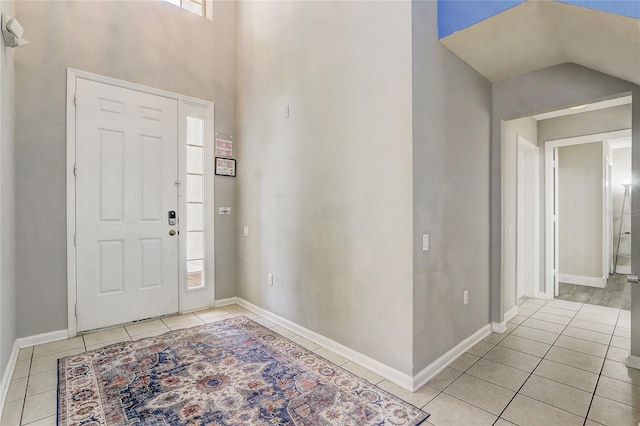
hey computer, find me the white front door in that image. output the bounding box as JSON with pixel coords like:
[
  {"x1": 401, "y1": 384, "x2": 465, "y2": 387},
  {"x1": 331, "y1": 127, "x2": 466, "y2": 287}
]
[{"x1": 75, "y1": 78, "x2": 179, "y2": 332}]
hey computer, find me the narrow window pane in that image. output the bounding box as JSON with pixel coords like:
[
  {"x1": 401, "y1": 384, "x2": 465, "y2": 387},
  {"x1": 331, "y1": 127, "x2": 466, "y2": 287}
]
[
  {"x1": 187, "y1": 231, "x2": 204, "y2": 260},
  {"x1": 188, "y1": 260, "x2": 203, "y2": 289},
  {"x1": 187, "y1": 203, "x2": 203, "y2": 231},
  {"x1": 187, "y1": 116, "x2": 203, "y2": 146},
  {"x1": 186, "y1": 175, "x2": 203, "y2": 203},
  {"x1": 187, "y1": 145, "x2": 203, "y2": 174}
]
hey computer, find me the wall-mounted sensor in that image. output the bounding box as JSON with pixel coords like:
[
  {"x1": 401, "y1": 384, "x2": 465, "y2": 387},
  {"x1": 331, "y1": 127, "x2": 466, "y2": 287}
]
[{"x1": 2, "y1": 15, "x2": 29, "y2": 48}]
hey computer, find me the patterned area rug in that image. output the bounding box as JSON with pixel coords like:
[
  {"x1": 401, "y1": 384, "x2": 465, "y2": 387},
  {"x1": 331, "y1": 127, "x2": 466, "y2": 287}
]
[{"x1": 58, "y1": 316, "x2": 429, "y2": 425}]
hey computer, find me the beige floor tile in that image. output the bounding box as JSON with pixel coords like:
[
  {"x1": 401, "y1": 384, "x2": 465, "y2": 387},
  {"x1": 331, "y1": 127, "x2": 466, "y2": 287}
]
[
  {"x1": 562, "y1": 326, "x2": 611, "y2": 345},
  {"x1": 584, "y1": 421, "x2": 605, "y2": 426},
  {"x1": 533, "y1": 359, "x2": 599, "y2": 392},
  {"x1": 86, "y1": 338, "x2": 132, "y2": 352},
  {"x1": 26, "y1": 370, "x2": 57, "y2": 397},
  {"x1": 507, "y1": 315, "x2": 527, "y2": 325},
  {"x1": 502, "y1": 394, "x2": 584, "y2": 426},
  {"x1": 545, "y1": 299, "x2": 582, "y2": 311},
  {"x1": 545, "y1": 346, "x2": 604, "y2": 373},
  {"x1": 606, "y1": 346, "x2": 629, "y2": 363},
  {"x1": 161, "y1": 314, "x2": 204, "y2": 330},
  {"x1": 574, "y1": 312, "x2": 617, "y2": 326},
  {"x1": 483, "y1": 345, "x2": 541, "y2": 373},
  {"x1": 289, "y1": 335, "x2": 320, "y2": 351},
  {"x1": 194, "y1": 310, "x2": 234, "y2": 324},
  {"x1": 494, "y1": 419, "x2": 517, "y2": 426},
  {"x1": 579, "y1": 304, "x2": 620, "y2": 317},
  {"x1": 222, "y1": 304, "x2": 253, "y2": 314},
  {"x1": 5, "y1": 377, "x2": 27, "y2": 403},
  {"x1": 444, "y1": 373, "x2": 515, "y2": 415},
  {"x1": 271, "y1": 326, "x2": 296, "y2": 338},
  {"x1": 614, "y1": 326, "x2": 631, "y2": 338},
  {"x1": 17, "y1": 347, "x2": 33, "y2": 362},
  {"x1": 252, "y1": 317, "x2": 277, "y2": 328},
  {"x1": 520, "y1": 375, "x2": 592, "y2": 416},
  {"x1": 83, "y1": 327, "x2": 129, "y2": 347},
  {"x1": 427, "y1": 367, "x2": 462, "y2": 391},
  {"x1": 538, "y1": 305, "x2": 577, "y2": 318},
  {"x1": 125, "y1": 319, "x2": 169, "y2": 336},
  {"x1": 596, "y1": 375, "x2": 640, "y2": 408},
  {"x1": 514, "y1": 308, "x2": 537, "y2": 318},
  {"x1": 510, "y1": 325, "x2": 559, "y2": 345},
  {"x1": 30, "y1": 348, "x2": 84, "y2": 375},
  {"x1": 530, "y1": 311, "x2": 572, "y2": 326},
  {"x1": 519, "y1": 298, "x2": 546, "y2": 309},
  {"x1": 601, "y1": 359, "x2": 640, "y2": 385},
  {"x1": 466, "y1": 359, "x2": 529, "y2": 391},
  {"x1": 21, "y1": 389, "x2": 56, "y2": 425},
  {"x1": 554, "y1": 335, "x2": 608, "y2": 358},
  {"x1": 32, "y1": 337, "x2": 84, "y2": 358},
  {"x1": 341, "y1": 362, "x2": 383, "y2": 384},
  {"x1": 377, "y1": 380, "x2": 439, "y2": 408},
  {"x1": 0, "y1": 398, "x2": 23, "y2": 426},
  {"x1": 588, "y1": 395, "x2": 640, "y2": 426},
  {"x1": 424, "y1": 393, "x2": 497, "y2": 426},
  {"x1": 498, "y1": 335, "x2": 550, "y2": 357},
  {"x1": 23, "y1": 415, "x2": 56, "y2": 425},
  {"x1": 129, "y1": 328, "x2": 171, "y2": 341},
  {"x1": 467, "y1": 341, "x2": 494, "y2": 357},
  {"x1": 611, "y1": 336, "x2": 631, "y2": 350},
  {"x1": 569, "y1": 318, "x2": 614, "y2": 335},
  {"x1": 482, "y1": 332, "x2": 507, "y2": 345},
  {"x1": 313, "y1": 347, "x2": 349, "y2": 366},
  {"x1": 11, "y1": 360, "x2": 31, "y2": 380},
  {"x1": 449, "y1": 353, "x2": 480, "y2": 372},
  {"x1": 618, "y1": 310, "x2": 631, "y2": 328},
  {"x1": 521, "y1": 317, "x2": 565, "y2": 334}
]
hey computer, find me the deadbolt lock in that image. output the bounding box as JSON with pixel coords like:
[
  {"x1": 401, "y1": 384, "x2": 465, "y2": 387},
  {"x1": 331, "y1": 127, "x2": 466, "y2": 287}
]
[{"x1": 169, "y1": 230, "x2": 176, "y2": 236}]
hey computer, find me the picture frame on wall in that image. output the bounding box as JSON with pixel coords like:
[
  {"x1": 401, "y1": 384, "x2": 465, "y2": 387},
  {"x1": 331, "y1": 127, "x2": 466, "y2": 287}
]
[{"x1": 215, "y1": 157, "x2": 236, "y2": 177}]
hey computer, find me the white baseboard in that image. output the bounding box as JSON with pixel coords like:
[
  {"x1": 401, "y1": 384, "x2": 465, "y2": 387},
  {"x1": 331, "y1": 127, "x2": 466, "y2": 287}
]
[
  {"x1": 627, "y1": 354, "x2": 640, "y2": 370},
  {"x1": 559, "y1": 273, "x2": 606, "y2": 288},
  {"x1": 236, "y1": 298, "x2": 415, "y2": 391},
  {"x1": 492, "y1": 305, "x2": 518, "y2": 333},
  {"x1": 0, "y1": 341, "x2": 19, "y2": 423},
  {"x1": 214, "y1": 297, "x2": 238, "y2": 308},
  {"x1": 413, "y1": 324, "x2": 492, "y2": 391},
  {"x1": 535, "y1": 292, "x2": 548, "y2": 299},
  {"x1": 615, "y1": 265, "x2": 631, "y2": 274},
  {"x1": 17, "y1": 329, "x2": 69, "y2": 349}
]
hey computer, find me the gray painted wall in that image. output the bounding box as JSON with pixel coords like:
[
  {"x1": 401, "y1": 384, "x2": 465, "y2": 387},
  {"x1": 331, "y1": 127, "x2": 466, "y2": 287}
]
[
  {"x1": 557, "y1": 142, "x2": 604, "y2": 279},
  {"x1": 491, "y1": 64, "x2": 640, "y2": 359},
  {"x1": 412, "y1": 1, "x2": 492, "y2": 373},
  {"x1": 236, "y1": 1, "x2": 415, "y2": 374},
  {"x1": 539, "y1": 105, "x2": 631, "y2": 142},
  {"x1": 14, "y1": 0, "x2": 237, "y2": 337},
  {"x1": 0, "y1": 0, "x2": 17, "y2": 375}
]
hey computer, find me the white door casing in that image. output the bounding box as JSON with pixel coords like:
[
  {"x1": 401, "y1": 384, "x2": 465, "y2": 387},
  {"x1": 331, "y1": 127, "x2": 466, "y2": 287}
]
[{"x1": 75, "y1": 78, "x2": 179, "y2": 332}]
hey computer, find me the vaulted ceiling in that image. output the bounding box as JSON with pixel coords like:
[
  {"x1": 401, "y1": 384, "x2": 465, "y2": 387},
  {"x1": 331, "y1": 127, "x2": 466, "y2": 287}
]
[{"x1": 440, "y1": 0, "x2": 640, "y2": 85}]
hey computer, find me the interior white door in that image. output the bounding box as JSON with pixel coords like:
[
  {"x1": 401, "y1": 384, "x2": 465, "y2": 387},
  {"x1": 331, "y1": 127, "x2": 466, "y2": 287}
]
[
  {"x1": 553, "y1": 147, "x2": 560, "y2": 296},
  {"x1": 516, "y1": 148, "x2": 527, "y2": 300},
  {"x1": 75, "y1": 78, "x2": 179, "y2": 332}
]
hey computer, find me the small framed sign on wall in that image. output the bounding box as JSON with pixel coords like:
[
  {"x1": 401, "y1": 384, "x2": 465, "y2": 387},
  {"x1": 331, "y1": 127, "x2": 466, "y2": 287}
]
[{"x1": 215, "y1": 157, "x2": 236, "y2": 177}]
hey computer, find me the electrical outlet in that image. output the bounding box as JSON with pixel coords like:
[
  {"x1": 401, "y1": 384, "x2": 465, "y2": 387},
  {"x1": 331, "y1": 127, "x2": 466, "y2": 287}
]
[
  {"x1": 422, "y1": 233, "x2": 429, "y2": 251},
  {"x1": 243, "y1": 226, "x2": 250, "y2": 237},
  {"x1": 268, "y1": 274, "x2": 273, "y2": 286},
  {"x1": 463, "y1": 290, "x2": 469, "y2": 305}
]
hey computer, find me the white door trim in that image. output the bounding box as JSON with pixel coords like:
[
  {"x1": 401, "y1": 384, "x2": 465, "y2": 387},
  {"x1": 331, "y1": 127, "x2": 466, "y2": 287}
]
[
  {"x1": 544, "y1": 129, "x2": 632, "y2": 299},
  {"x1": 516, "y1": 135, "x2": 540, "y2": 300},
  {"x1": 66, "y1": 68, "x2": 214, "y2": 337}
]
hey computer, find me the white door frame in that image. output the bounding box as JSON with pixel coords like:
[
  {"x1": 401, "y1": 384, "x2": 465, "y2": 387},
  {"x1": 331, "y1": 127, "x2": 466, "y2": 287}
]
[
  {"x1": 66, "y1": 68, "x2": 215, "y2": 337},
  {"x1": 544, "y1": 129, "x2": 632, "y2": 298},
  {"x1": 516, "y1": 135, "x2": 540, "y2": 300}
]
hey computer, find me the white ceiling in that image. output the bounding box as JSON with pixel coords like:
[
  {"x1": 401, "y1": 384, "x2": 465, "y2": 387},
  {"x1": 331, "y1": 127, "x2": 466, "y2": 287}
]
[{"x1": 440, "y1": 0, "x2": 640, "y2": 85}]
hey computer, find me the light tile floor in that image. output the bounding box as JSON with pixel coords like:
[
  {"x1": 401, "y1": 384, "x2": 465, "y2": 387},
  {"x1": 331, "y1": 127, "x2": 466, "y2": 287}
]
[{"x1": 1, "y1": 300, "x2": 638, "y2": 425}]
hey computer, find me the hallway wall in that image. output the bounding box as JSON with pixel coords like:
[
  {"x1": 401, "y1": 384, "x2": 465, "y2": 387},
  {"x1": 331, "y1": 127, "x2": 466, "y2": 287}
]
[
  {"x1": 0, "y1": 0, "x2": 17, "y2": 379},
  {"x1": 13, "y1": 0, "x2": 238, "y2": 337}
]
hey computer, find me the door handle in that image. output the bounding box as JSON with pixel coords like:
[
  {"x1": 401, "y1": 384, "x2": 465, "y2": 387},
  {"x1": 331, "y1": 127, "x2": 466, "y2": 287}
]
[
  {"x1": 169, "y1": 230, "x2": 176, "y2": 236},
  {"x1": 627, "y1": 274, "x2": 639, "y2": 284},
  {"x1": 168, "y1": 210, "x2": 177, "y2": 226}
]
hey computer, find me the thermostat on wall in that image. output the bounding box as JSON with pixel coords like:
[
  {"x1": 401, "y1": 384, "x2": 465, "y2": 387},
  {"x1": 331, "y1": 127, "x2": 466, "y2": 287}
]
[{"x1": 218, "y1": 207, "x2": 231, "y2": 215}]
